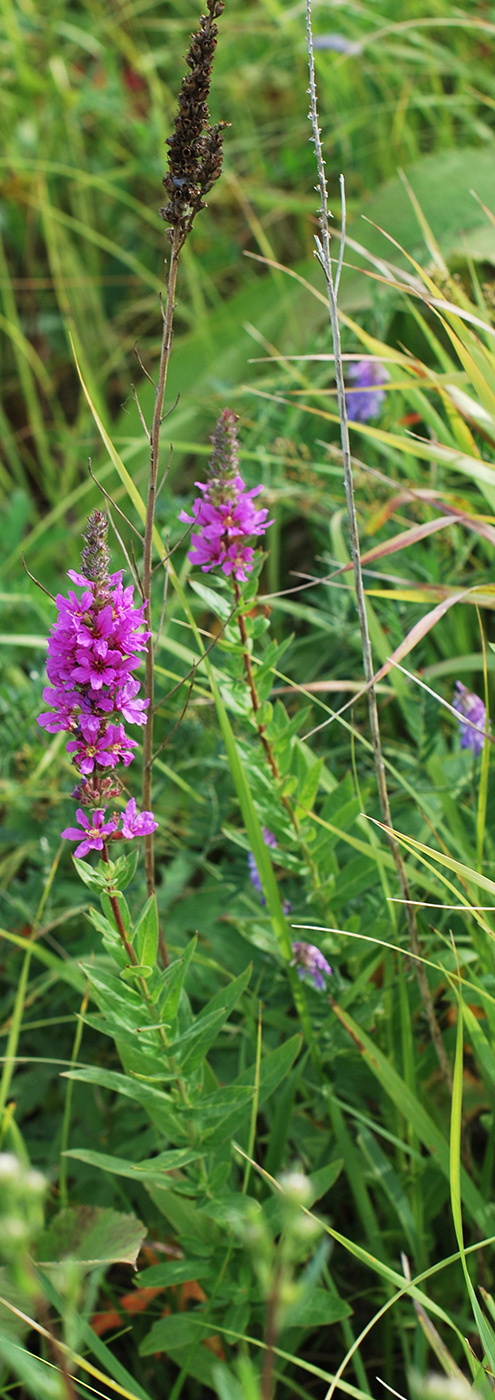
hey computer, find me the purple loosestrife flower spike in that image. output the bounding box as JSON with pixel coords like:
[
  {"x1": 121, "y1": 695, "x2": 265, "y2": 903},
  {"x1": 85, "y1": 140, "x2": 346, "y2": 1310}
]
[
  {"x1": 179, "y1": 409, "x2": 273, "y2": 581},
  {"x1": 453, "y1": 681, "x2": 488, "y2": 756},
  {"x1": 345, "y1": 359, "x2": 390, "y2": 423},
  {"x1": 291, "y1": 942, "x2": 332, "y2": 992},
  {"x1": 37, "y1": 509, "x2": 157, "y2": 850}
]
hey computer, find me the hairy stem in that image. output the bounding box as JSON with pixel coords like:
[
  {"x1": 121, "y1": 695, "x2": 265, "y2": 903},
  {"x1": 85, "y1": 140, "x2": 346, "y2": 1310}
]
[
  {"x1": 142, "y1": 228, "x2": 182, "y2": 908},
  {"x1": 305, "y1": 0, "x2": 452, "y2": 1091}
]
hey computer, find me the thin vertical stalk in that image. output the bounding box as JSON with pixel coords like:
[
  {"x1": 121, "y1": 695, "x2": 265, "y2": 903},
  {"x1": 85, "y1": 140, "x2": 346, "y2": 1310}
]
[
  {"x1": 142, "y1": 228, "x2": 182, "y2": 903},
  {"x1": 233, "y1": 580, "x2": 325, "y2": 901},
  {"x1": 59, "y1": 984, "x2": 88, "y2": 1209},
  {"x1": 305, "y1": 0, "x2": 452, "y2": 1092}
]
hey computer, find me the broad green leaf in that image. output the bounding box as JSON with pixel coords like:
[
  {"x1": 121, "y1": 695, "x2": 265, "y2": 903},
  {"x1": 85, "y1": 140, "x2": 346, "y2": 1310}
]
[
  {"x1": 36, "y1": 1205, "x2": 147, "y2": 1269},
  {"x1": 140, "y1": 1311, "x2": 210, "y2": 1355},
  {"x1": 171, "y1": 966, "x2": 251, "y2": 1072},
  {"x1": 63, "y1": 1146, "x2": 203, "y2": 1184},
  {"x1": 72, "y1": 856, "x2": 107, "y2": 892},
  {"x1": 283, "y1": 1287, "x2": 351, "y2": 1329},
  {"x1": 62, "y1": 1065, "x2": 181, "y2": 1137},
  {"x1": 189, "y1": 578, "x2": 233, "y2": 621},
  {"x1": 155, "y1": 937, "x2": 197, "y2": 1023}
]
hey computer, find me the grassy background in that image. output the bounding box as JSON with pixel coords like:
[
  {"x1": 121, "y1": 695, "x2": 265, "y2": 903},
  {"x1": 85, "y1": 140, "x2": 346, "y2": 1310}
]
[{"x1": 2, "y1": 2, "x2": 495, "y2": 1398}]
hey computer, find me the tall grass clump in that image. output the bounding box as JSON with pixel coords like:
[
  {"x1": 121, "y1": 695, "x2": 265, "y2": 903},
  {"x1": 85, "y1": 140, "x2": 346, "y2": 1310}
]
[{"x1": 2, "y1": 2, "x2": 495, "y2": 1400}]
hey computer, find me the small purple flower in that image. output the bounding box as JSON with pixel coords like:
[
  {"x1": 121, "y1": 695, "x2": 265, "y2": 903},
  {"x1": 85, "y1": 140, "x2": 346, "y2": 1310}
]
[
  {"x1": 248, "y1": 829, "x2": 292, "y2": 912},
  {"x1": 291, "y1": 942, "x2": 332, "y2": 991},
  {"x1": 115, "y1": 679, "x2": 150, "y2": 726},
  {"x1": 248, "y1": 828, "x2": 277, "y2": 895},
  {"x1": 314, "y1": 33, "x2": 361, "y2": 54},
  {"x1": 121, "y1": 797, "x2": 158, "y2": 839},
  {"x1": 61, "y1": 808, "x2": 118, "y2": 858},
  {"x1": 345, "y1": 359, "x2": 390, "y2": 423},
  {"x1": 66, "y1": 721, "x2": 113, "y2": 775},
  {"x1": 453, "y1": 681, "x2": 488, "y2": 756}
]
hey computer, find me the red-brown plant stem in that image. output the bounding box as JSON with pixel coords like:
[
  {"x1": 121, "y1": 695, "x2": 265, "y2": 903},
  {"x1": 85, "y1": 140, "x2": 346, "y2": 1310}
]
[
  {"x1": 101, "y1": 844, "x2": 163, "y2": 1013},
  {"x1": 261, "y1": 1266, "x2": 281, "y2": 1400},
  {"x1": 142, "y1": 228, "x2": 182, "y2": 917},
  {"x1": 233, "y1": 583, "x2": 325, "y2": 898},
  {"x1": 234, "y1": 582, "x2": 282, "y2": 784}
]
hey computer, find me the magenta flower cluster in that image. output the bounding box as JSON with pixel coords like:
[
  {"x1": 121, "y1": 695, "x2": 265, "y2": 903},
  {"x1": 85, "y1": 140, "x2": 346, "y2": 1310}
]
[
  {"x1": 179, "y1": 408, "x2": 272, "y2": 582},
  {"x1": 37, "y1": 511, "x2": 157, "y2": 856}
]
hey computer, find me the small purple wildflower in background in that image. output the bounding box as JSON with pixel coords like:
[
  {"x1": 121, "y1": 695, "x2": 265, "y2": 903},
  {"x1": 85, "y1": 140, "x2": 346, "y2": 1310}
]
[
  {"x1": 345, "y1": 359, "x2": 390, "y2": 423},
  {"x1": 314, "y1": 33, "x2": 361, "y2": 55},
  {"x1": 291, "y1": 942, "x2": 332, "y2": 991},
  {"x1": 248, "y1": 828, "x2": 292, "y2": 915},
  {"x1": 248, "y1": 827, "x2": 277, "y2": 894},
  {"x1": 179, "y1": 409, "x2": 273, "y2": 581},
  {"x1": 453, "y1": 681, "x2": 488, "y2": 756},
  {"x1": 37, "y1": 510, "x2": 157, "y2": 850}
]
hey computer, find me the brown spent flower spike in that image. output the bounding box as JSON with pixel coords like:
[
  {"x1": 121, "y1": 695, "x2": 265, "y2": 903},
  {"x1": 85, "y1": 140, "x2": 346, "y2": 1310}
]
[{"x1": 161, "y1": 0, "x2": 227, "y2": 238}]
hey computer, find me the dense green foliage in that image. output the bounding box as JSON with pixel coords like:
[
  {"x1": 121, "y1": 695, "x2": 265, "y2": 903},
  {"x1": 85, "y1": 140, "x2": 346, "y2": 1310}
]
[{"x1": 2, "y1": 2, "x2": 495, "y2": 1399}]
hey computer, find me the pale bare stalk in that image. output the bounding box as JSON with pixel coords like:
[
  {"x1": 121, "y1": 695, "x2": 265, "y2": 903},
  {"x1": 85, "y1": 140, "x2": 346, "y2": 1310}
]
[{"x1": 305, "y1": 0, "x2": 452, "y2": 1090}]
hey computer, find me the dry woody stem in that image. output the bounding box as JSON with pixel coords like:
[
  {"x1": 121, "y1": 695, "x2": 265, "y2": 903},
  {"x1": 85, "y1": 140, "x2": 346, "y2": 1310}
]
[
  {"x1": 141, "y1": 0, "x2": 226, "y2": 899},
  {"x1": 305, "y1": 0, "x2": 452, "y2": 1091}
]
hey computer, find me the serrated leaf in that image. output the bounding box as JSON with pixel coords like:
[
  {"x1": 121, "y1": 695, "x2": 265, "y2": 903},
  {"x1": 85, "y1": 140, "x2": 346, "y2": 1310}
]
[{"x1": 36, "y1": 1205, "x2": 147, "y2": 1268}]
